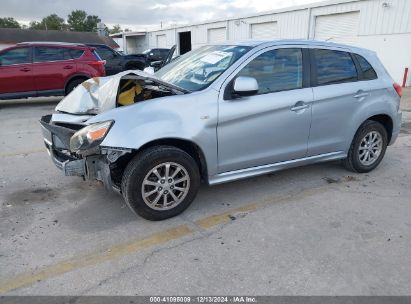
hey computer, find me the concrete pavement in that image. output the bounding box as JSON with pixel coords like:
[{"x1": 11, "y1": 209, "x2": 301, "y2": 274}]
[{"x1": 0, "y1": 99, "x2": 410, "y2": 296}]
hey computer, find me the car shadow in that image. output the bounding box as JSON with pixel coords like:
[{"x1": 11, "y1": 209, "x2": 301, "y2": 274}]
[{"x1": 58, "y1": 160, "x2": 354, "y2": 233}]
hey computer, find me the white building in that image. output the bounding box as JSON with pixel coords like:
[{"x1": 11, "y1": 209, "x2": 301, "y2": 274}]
[
  {"x1": 115, "y1": 0, "x2": 411, "y2": 85},
  {"x1": 110, "y1": 31, "x2": 146, "y2": 54}
]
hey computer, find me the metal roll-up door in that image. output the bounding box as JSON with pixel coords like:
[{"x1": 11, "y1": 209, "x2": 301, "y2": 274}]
[
  {"x1": 251, "y1": 21, "x2": 278, "y2": 40},
  {"x1": 314, "y1": 11, "x2": 360, "y2": 45},
  {"x1": 156, "y1": 34, "x2": 167, "y2": 48},
  {"x1": 207, "y1": 27, "x2": 226, "y2": 43}
]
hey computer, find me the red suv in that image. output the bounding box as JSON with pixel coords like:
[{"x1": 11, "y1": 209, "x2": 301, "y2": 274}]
[{"x1": 0, "y1": 42, "x2": 105, "y2": 100}]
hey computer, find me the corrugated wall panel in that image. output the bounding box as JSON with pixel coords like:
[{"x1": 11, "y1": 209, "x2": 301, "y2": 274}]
[
  {"x1": 207, "y1": 27, "x2": 227, "y2": 43},
  {"x1": 314, "y1": 11, "x2": 360, "y2": 44},
  {"x1": 310, "y1": 1, "x2": 363, "y2": 38},
  {"x1": 251, "y1": 22, "x2": 278, "y2": 39},
  {"x1": 228, "y1": 20, "x2": 249, "y2": 41},
  {"x1": 156, "y1": 34, "x2": 166, "y2": 47},
  {"x1": 147, "y1": 0, "x2": 411, "y2": 45}
]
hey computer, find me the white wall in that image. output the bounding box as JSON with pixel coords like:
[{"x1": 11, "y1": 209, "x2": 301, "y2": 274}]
[
  {"x1": 112, "y1": 38, "x2": 124, "y2": 52},
  {"x1": 125, "y1": 36, "x2": 147, "y2": 54},
  {"x1": 357, "y1": 34, "x2": 411, "y2": 86}
]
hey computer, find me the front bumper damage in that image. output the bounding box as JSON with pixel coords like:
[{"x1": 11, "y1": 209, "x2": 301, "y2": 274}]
[{"x1": 40, "y1": 115, "x2": 129, "y2": 191}]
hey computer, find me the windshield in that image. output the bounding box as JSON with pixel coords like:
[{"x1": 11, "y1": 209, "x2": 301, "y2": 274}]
[
  {"x1": 155, "y1": 45, "x2": 252, "y2": 91},
  {"x1": 142, "y1": 49, "x2": 152, "y2": 55}
]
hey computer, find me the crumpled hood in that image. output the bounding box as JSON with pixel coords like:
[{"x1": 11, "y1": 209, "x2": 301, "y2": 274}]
[{"x1": 55, "y1": 70, "x2": 185, "y2": 115}]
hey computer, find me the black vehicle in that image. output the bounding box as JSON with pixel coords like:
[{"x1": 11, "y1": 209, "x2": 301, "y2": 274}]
[
  {"x1": 142, "y1": 48, "x2": 170, "y2": 64},
  {"x1": 148, "y1": 45, "x2": 177, "y2": 72},
  {"x1": 86, "y1": 44, "x2": 172, "y2": 76}
]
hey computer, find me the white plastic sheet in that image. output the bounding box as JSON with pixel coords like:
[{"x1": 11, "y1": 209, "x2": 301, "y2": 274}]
[{"x1": 55, "y1": 70, "x2": 157, "y2": 115}]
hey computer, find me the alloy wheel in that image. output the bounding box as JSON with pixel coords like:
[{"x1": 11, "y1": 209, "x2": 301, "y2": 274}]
[{"x1": 141, "y1": 162, "x2": 190, "y2": 210}]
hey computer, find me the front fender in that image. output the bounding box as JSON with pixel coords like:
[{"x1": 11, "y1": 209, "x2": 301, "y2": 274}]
[{"x1": 87, "y1": 89, "x2": 220, "y2": 176}]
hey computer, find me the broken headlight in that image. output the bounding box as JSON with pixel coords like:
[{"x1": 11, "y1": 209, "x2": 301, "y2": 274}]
[{"x1": 70, "y1": 120, "x2": 113, "y2": 152}]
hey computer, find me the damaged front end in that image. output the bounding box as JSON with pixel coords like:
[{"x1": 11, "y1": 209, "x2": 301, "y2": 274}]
[
  {"x1": 55, "y1": 69, "x2": 188, "y2": 115},
  {"x1": 40, "y1": 114, "x2": 131, "y2": 191},
  {"x1": 40, "y1": 70, "x2": 190, "y2": 191}
]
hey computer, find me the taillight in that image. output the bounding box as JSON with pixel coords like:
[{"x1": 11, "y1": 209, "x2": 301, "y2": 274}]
[
  {"x1": 89, "y1": 60, "x2": 105, "y2": 66},
  {"x1": 393, "y1": 83, "x2": 402, "y2": 97}
]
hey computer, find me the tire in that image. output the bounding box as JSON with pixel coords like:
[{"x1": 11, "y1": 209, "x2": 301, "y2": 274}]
[
  {"x1": 121, "y1": 146, "x2": 200, "y2": 221},
  {"x1": 343, "y1": 120, "x2": 388, "y2": 173},
  {"x1": 65, "y1": 78, "x2": 87, "y2": 95}
]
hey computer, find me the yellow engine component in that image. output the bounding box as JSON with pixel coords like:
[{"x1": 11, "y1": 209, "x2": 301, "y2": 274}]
[{"x1": 118, "y1": 80, "x2": 143, "y2": 106}]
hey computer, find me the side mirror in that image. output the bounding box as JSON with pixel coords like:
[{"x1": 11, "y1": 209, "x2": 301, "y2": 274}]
[
  {"x1": 144, "y1": 66, "x2": 155, "y2": 75},
  {"x1": 233, "y1": 76, "x2": 259, "y2": 97}
]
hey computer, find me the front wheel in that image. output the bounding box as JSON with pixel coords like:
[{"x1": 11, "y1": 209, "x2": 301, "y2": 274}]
[
  {"x1": 343, "y1": 120, "x2": 388, "y2": 173},
  {"x1": 121, "y1": 146, "x2": 200, "y2": 220}
]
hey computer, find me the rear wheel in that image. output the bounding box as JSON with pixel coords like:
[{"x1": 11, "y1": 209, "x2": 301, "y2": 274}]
[
  {"x1": 343, "y1": 120, "x2": 388, "y2": 173},
  {"x1": 121, "y1": 146, "x2": 200, "y2": 220}
]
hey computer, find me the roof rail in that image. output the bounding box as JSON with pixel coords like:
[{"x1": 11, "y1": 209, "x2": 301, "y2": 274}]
[{"x1": 17, "y1": 41, "x2": 86, "y2": 46}]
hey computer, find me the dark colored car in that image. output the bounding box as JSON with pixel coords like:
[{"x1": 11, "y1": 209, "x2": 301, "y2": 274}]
[
  {"x1": 87, "y1": 44, "x2": 172, "y2": 75},
  {"x1": 0, "y1": 42, "x2": 106, "y2": 100},
  {"x1": 142, "y1": 48, "x2": 171, "y2": 63}
]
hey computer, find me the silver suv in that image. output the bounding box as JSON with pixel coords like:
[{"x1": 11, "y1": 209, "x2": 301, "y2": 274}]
[{"x1": 40, "y1": 40, "x2": 403, "y2": 220}]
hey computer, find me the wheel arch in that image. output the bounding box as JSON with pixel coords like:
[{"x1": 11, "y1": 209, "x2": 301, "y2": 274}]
[
  {"x1": 366, "y1": 114, "x2": 393, "y2": 144},
  {"x1": 64, "y1": 74, "x2": 90, "y2": 94},
  {"x1": 112, "y1": 138, "x2": 209, "y2": 186}
]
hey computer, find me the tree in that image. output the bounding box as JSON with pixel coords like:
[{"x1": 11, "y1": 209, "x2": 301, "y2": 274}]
[
  {"x1": 67, "y1": 10, "x2": 100, "y2": 32},
  {"x1": 0, "y1": 17, "x2": 21, "y2": 28},
  {"x1": 42, "y1": 14, "x2": 66, "y2": 30},
  {"x1": 67, "y1": 10, "x2": 87, "y2": 31},
  {"x1": 109, "y1": 24, "x2": 122, "y2": 34},
  {"x1": 29, "y1": 21, "x2": 43, "y2": 30},
  {"x1": 84, "y1": 15, "x2": 101, "y2": 32},
  {"x1": 29, "y1": 14, "x2": 66, "y2": 30}
]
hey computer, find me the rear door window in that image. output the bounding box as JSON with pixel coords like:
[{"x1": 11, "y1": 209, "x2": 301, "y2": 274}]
[
  {"x1": 0, "y1": 47, "x2": 31, "y2": 65},
  {"x1": 354, "y1": 54, "x2": 377, "y2": 80},
  {"x1": 313, "y1": 49, "x2": 358, "y2": 86},
  {"x1": 34, "y1": 47, "x2": 72, "y2": 62}
]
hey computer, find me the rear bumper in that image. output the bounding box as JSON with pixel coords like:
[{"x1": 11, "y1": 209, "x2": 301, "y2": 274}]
[
  {"x1": 389, "y1": 110, "x2": 403, "y2": 145},
  {"x1": 40, "y1": 115, "x2": 113, "y2": 190}
]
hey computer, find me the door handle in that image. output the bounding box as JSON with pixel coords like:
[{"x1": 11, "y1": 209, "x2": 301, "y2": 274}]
[
  {"x1": 63, "y1": 65, "x2": 74, "y2": 69},
  {"x1": 291, "y1": 103, "x2": 310, "y2": 112},
  {"x1": 20, "y1": 67, "x2": 30, "y2": 72},
  {"x1": 354, "y1": 92, "x2": 369, "y2": 99}
]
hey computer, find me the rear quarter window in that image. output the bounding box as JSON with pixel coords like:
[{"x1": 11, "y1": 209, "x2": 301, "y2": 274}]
[
  {"x1": 354, "y1": 54, "x2": 377, "y2": 80},
  {"x1": 69, "y1": 49, "x2": 85, "y2": 59},
  {"x1": 313, "y1": 49, "x2": 358, "y2": 86}
]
